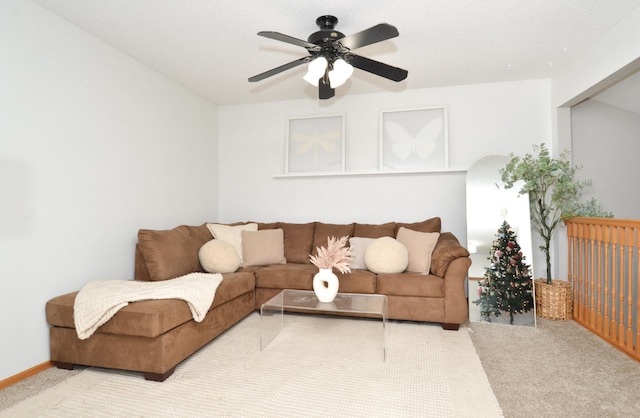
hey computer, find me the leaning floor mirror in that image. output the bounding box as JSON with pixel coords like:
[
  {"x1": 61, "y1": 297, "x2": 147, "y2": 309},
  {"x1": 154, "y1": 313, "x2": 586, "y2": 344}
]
[{"x1": 466, "y1": 155, "x2": 536, "y2": 327}]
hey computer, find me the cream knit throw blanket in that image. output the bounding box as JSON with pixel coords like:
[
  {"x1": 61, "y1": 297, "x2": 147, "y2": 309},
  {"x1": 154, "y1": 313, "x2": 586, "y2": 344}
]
[{"x1": 73, "y1": 272, "x2": 223, "y2": 340}]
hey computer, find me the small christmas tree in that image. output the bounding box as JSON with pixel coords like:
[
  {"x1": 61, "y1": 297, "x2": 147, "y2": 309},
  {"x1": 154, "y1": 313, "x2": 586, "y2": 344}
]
[{"x1": 474, "y1": 221, "x2": 534, "y2": 324}]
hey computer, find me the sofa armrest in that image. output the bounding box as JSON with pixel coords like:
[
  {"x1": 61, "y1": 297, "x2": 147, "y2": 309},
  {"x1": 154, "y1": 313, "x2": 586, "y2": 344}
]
[
  {"x1": 429, "y1": 233, "x2": 472, "y2": 325},
  {"x1": 443, "y1": 256, "x2": 472, "y2": 324},
  {"x1": 430, "y1": 232, "x2": 470, "y2": 277}
]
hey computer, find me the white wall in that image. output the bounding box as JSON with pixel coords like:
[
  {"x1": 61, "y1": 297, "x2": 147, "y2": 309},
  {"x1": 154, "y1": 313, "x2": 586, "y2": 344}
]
[
  {"x1": 550, "y1": 5, "x2": 640, "y2": 282},
  {"x1": 0, "y1": 1, "x2": 218, "y2": 381},
  {"x1": 571, "y1": 100, "x2": 640, "y2": 219},
  {"x1": 218, "y1": 79, "x2": 551, "y2": 254}
]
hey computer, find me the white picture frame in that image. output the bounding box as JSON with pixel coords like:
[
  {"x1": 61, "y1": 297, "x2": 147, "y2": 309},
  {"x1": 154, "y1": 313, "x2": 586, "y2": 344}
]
[
  {"x1": 286, "y1": 114, "x2": 345, "y2": 174},
  {"x1": 379, "y1": 106, "x2": 449, "y2": 171}
]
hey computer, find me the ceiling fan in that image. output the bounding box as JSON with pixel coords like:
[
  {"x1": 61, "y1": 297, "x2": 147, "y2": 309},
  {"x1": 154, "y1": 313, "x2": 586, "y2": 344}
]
[{"x1": 248, "y1": 15, "x2": 408, "y2": 100}]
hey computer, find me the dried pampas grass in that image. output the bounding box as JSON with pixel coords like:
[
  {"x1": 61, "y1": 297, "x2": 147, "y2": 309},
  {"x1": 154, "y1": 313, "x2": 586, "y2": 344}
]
[{"x1": 309, "y1": 235, "x2": 353, "y2": 274}]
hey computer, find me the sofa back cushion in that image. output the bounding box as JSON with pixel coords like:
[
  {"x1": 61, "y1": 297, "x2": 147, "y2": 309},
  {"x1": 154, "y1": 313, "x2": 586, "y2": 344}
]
[
  {"x1": 257, "y1": 222, "x2": 281, "y2": 230},
  {"x1": 311, "y1": 222, "x2": 355, "y2": 256},
  {"x1": 395, "y1": 217, "x2": 441, "y2": 235},
  {"x1": 353, "y1": 222, "x2": 396, "y2": 238},
  {"x1": 280, "y1": 222, "x2": 316, "y2": 264},
  {"x1": 137, "y1": 224, "x2": 212, "y2": 281}
]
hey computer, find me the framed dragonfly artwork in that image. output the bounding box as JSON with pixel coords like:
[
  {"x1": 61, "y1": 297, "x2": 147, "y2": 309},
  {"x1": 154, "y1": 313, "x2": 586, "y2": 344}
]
[
  {"x1": 379, "y1": 107, "x2": 449, "y2": 171},
  {"x1": 286, "y1": 114, "x2": 345, "y2": 174}
]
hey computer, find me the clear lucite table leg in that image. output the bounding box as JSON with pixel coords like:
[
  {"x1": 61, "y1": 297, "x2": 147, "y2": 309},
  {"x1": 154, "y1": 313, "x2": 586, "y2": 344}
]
[
  {"x1": 260, "y1": 291, "x2": 284, "y2": 351},
  {"x1": 382, "y1": 300, "x2": 388, "y2": 362},
  {"x1": 260, "y1": 290, "x2": 388, "y2": 362}
]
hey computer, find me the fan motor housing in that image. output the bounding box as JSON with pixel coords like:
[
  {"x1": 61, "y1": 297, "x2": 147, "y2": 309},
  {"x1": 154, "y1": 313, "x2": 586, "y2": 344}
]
[
  {"x1": 308, "y1": 15, "x2": 345, "y2": 45},
  {"x1": 307, "y1": 30, "x2": 345, "y2": 45}
]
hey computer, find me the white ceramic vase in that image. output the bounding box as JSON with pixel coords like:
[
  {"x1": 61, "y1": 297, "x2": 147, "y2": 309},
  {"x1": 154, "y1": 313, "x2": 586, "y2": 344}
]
[{"x1": 313, "y1": 268, "x2": 339, "y2": 303}]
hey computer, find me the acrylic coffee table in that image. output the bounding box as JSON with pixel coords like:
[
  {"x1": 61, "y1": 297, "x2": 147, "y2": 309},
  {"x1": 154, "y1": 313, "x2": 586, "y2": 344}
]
[{"x1": 260, "y1": 289, "x2": 388, "y2": 361}]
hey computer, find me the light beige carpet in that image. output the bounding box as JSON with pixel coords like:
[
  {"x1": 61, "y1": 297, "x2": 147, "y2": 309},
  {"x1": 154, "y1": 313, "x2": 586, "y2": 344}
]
[
  {"x1": 1, "y1": 313, "x2": 502, "y2": 417},
  {"x1": 468, "y1": 318, "x2": 640, "y2": 418}
]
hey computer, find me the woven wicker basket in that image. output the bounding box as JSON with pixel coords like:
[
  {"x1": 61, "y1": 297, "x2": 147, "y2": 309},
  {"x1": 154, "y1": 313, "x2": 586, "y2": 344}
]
[{"x1": 534, "y1": 278, "x2": 573, "y2": 320}]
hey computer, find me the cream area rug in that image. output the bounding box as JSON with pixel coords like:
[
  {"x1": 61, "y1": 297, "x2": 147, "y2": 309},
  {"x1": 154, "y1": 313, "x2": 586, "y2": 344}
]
[{"x1": 2, "y1": 313, "x2": 502, "y2": 417}]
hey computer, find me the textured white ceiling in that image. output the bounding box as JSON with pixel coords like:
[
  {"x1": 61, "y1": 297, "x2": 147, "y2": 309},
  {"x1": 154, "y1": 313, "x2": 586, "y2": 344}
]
[{"x1": 32, "y1": 0, "x2": 640, "y2": 105}]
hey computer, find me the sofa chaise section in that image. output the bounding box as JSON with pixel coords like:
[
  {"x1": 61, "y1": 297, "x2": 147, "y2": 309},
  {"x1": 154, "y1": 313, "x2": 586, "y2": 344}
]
[{"x1": 47, "y1": 271, "x2": 254, "y2": 382}]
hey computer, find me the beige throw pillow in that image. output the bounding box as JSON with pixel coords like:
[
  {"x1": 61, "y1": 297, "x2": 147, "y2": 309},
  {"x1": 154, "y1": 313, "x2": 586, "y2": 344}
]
[
  {"x1": 206, "y1": 223, "x2": 258, "y2": 266},
  {"x1": 348, "y1": 237, "x2": 375, "y2": 270},
  {"x1": 198, "y1": 239, "x2": 241, "y2": 273},
  {"x1": 396, "y1": 227, "x2": 440, "y2": 274},
  {"x1": 364, "y1": 237, "x2": 409, "y2": 274},
  {"x1": 241, "y1": 229, "x2": 286, "y2": 267}
]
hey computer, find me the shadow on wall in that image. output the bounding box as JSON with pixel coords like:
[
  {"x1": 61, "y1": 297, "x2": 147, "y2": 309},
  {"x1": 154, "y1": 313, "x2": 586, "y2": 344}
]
[{"x1": 0, "y1": 158, "x2": 34, "y2": 237}]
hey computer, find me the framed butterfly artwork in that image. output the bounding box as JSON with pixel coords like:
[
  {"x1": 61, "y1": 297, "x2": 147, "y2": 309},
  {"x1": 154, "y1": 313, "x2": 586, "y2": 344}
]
[
  {"x1": 286, "y1": 114, "x2": 345, "y2": 174},
  {"x1": 379, "y1": 107, "x2": 449, "y2": 171}
]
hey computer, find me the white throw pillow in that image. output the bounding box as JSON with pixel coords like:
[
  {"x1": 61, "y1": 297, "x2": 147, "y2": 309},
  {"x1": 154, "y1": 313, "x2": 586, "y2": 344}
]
[
  {"x1": 348, "y1": 237, "x2": 376, "y2": 270},
  {"x1": 198, "y1": 239, "x2": 241, "y2": 273},
  {"x1": 364, "y1": 237, "x2": 409, "y2": 274},
  {"x1": 396, "y1": 227, "x2": 440, "y2": 274},
  {"x1": 206, "y1": 223, "x2": 258, "y2": 266}
]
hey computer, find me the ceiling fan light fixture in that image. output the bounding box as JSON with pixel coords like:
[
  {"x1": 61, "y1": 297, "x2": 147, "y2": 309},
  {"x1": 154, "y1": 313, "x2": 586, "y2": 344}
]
[
  {"x1": 328, "y1": 58, "x2": 353, "y2": 88},
  {"x1": 303, "y1": 56, "x2": 328, "y2": 86},
  {"x1": 249, "y1": 16, "x2": 407, "y2": 99}
]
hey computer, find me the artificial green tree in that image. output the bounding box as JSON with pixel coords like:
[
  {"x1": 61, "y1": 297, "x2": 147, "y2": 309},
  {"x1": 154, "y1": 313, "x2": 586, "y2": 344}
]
[
  {"x1": 500, "y1": 143, "x2": 612, "y2": 284},
  {"x1": 475, "y1": 221, "x2": 534, "y2": 324}
]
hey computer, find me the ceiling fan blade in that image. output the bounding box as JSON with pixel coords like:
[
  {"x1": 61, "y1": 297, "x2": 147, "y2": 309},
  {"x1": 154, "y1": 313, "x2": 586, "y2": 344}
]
[
  {"x1": 248, "y1": 57, "x2": 311, "y2": 82},
  {"x1": 337, "y1": 23, "x2": 399, "y2": 50},
  {"x1": 348, "y1": 54, "x2": 408, "y2": 82},
  {"x1": 257, "y1": 31, "x2": 319, "y2": 50},
  {"x1": 319, "y1": 80, "x2": 335, "y2": 100}
]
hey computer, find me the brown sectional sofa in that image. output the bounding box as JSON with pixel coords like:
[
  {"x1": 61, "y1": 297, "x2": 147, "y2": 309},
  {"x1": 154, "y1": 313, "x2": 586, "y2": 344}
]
[{"x1": 46, "y1": 217, "x2": 471, "y2": 382}]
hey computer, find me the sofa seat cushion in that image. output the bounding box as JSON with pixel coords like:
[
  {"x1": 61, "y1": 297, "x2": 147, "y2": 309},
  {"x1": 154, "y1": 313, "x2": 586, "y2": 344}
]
[
  {"x1": 336, "y1": 269, "x2": 377, "y2": 294},
  {"x1": 376, "y1": 273, "x2": 444, "y2": 298},
  {"x1": 213, "y1": 272, "x2": 256, "y2": 309},
  {"x1": 45, "y1": 272, "x2": 255, "y2": 338},
  {"x1": 254, "y1": 264, "x2": 317, "y2": 290}
]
